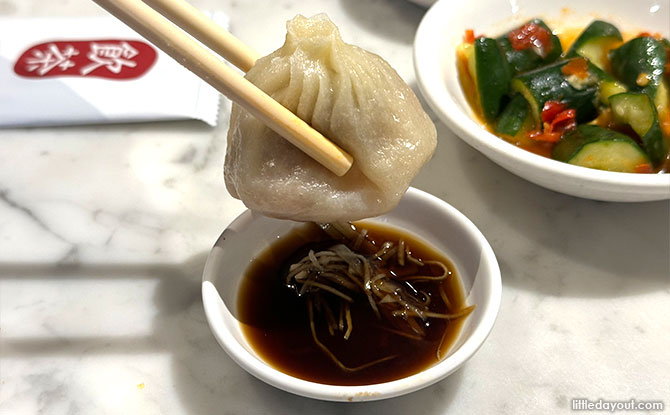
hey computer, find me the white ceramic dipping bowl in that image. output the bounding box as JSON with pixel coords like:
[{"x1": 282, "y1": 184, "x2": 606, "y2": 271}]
[
  {"x1": 414, "y1": 0, "x2": 670, "y2": 201},
  {"x1": 202, "y1": 187, "x2": 501, "y2": 402}
]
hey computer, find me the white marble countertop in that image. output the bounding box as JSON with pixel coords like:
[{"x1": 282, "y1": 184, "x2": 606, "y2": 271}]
[{"x1": 1, "y1": 0, "x2": 668, "y2": 414}]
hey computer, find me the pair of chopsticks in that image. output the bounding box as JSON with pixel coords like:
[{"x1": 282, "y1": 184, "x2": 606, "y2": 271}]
[{"x1": 92, "y1": 0, "x2": 354, "y2": 176}]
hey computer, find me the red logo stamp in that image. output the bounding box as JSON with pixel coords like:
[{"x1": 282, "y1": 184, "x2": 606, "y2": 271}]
[{"x1": 13, "y1": 40, "x2": 157, "y2": 79}]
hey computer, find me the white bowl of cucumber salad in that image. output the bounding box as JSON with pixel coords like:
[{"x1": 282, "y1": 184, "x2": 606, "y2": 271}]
[{"x1": 414, "y1": 0, "x2": 670, "y2": 201}]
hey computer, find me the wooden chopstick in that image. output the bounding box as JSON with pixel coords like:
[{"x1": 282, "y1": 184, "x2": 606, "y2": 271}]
[
  {"x1": 92, "y1": 0, "x2": 354, "y2": 177},
  {"x1": 142, "y1": 0, "x2": 259, "y2": 72}
]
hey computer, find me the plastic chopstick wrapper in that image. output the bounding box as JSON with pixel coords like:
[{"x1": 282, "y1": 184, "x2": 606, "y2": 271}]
[{"x1": 0, "y1": 14, "x2": 228, "y2": 127}]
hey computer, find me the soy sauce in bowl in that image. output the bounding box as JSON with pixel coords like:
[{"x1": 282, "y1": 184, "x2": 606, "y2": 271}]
[{"x1": 237, "y1": 221, "x2": 472, "y2": 386}]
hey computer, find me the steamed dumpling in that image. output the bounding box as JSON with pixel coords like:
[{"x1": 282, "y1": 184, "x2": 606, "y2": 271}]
[{"x1": 225, "y1": 14, "x2": 436, "y2": 222}]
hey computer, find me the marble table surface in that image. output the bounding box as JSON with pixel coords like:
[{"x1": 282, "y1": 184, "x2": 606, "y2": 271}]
[{"x1": 1, "y1": 0, "x2": 668, "y2": 414}]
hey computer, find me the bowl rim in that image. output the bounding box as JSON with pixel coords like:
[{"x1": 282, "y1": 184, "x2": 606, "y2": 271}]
[
  {"x1": 413, "y1": 0, "x2": 670, "y2": 198},
  {"x1": 202, "y1": 187, "x2": 502, "y2": 402}
]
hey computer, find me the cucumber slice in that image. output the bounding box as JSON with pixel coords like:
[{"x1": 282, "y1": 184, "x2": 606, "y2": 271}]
[
  {"x1": 655, "y1": 79, "x2": 668, "y2": 115},
  {"x1": 610, "y1": 37, "x2": 667, "y2": 99},
  {"x1": 497, "y1": 19, "x2": 562, "y2": 75},
  {"x1": 474, "y1": 37, "x2": 512, "y2": 121},
  {"x1": 610, "y1": 93, "x2": 655, "y2": 136},
  {"x1": 609, "y1": 92, "x2": 667, "y2": 166},
  {"x1": 462, "y1": 43, "x2": 477, "y2": 88},
  {"x1": 659, "y1": 37, "x2": 670, "y2": 79},
  {"x1": 457, "y1": 42, "x2": 480, "y2": 112},
  {"x1": 600, "y1": 79, "x2": 628, "y2": 105},
  {"x1": 565, "y1": 20, "x2": 622, "y2": 70},
  {"x1": 566, "y1": 141, "x2": 651, "y2": 172},
  {"x1": 495, "y1": 94, "x2": 529, "y2": 136},
  {"x1": 552, "y1": 125, "x2": 651, "y2": 172},
  {"x1": 588, "y1": 63, "x2": 627, "y2": 105},
  {"x1": 511, "y1": 60, "x2": 599, "y2": 126}
]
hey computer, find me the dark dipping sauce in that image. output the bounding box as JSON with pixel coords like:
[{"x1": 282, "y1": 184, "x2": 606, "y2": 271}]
[{"x1": 237, "y1": 221, "x2": 470, "y2": 386}]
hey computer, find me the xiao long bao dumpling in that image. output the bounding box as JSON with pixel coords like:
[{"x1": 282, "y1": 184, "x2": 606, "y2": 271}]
[{"x1": 224, "y1": 14, "x2": 437, "y2": 222}]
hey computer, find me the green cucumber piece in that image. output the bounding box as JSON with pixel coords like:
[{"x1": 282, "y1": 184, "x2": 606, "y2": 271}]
[
  {"x1": 655, "y1": 79, "x2": 668, "y2": 115},
  {"x1": 552, "y1": 125, "x2": 651, "y2": 172},
  {"x1": 565, "y1": 20, "x2": 622, "y2": 70},
  {"x1": 600, "y1": 79, "x2": 628, "y2": 105},
  {"x1": 462, "y1": 43, "x2": 477, "y2": 88},
  {"x1": 588, "y1": 63, "x2": 627, "y2": 105},
  {"x1": 474, "y1": 37, "x2": 512, "y2": 121},
  {"x1": 511, "y1": 60, "x2": 599, "y2": 126},
  {"x1": 495, "y1": 94, "x2": 529, "y2": 136},
  {"x1": 610, "y1": 37, "x2": 667, "y2": 99},
  {"x1": 610, "y1": 93, "x2": 655, "y2": 136},
  {"x1": 660, "y1": 37, "x2": 670, "y2": 78},
  {"x1": 654, "y1": 39, "x2": 670, "y2": 120},
  {"x1": 497, "y1": 19, "x2": 562, "y2": 75},
  {"x1": 609, "y1": 92, "x2": 667, "y2": 166}
]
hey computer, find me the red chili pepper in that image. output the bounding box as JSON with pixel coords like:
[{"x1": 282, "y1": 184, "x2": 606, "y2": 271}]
[
  {"x1": 541, "y1": 101, "x2": 567, "y2": 123},
  {"x1": 636, "y1": 32, "x2": 664, "y2": 41},
  {"x1": 508, "y1": 22, "x2": 554, "y2": 57},
  {"x1": 634, "y1": 163, "x2": 653, "y2": 173},
  {"x1": 531, "y1": 104, "x2": 577, "y2": 142},
  {"x1": 528, "y1": 129, "x2": 562, "y2": 142},
  {"x1": 463, "y1": 29, "x2": 475, "y2": 44},
  {"x1": 561, "y1": 58, "x2": 589, "y2": 79},
  {"x1": 550, "y1": 109, "x2": 577, "y2": 133}
]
